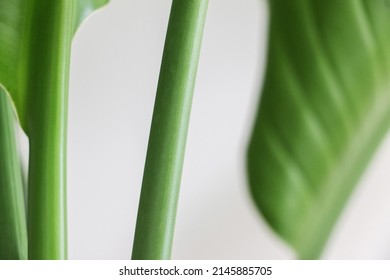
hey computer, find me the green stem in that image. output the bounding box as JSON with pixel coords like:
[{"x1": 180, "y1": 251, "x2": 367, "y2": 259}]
[
  {"x1": 132, "y1": 0, "x2": 209, "y2": 260},
  {"x1": 26, "y1": 1, "x2": 73, "y2": 259},
  {"x1": 0, "y1": 89, "x2": 27, "y2": 260}
]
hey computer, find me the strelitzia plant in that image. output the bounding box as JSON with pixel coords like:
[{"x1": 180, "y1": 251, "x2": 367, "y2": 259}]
[
  {"x1": 0, "y1": 0, "x2": 109, "y2": 259},
  {"x1": 0, "y1": 0, "x2": 208, "y2": 260},
  {"x1": 1, "y1": 0, "x2": 390, "y2": 261}
]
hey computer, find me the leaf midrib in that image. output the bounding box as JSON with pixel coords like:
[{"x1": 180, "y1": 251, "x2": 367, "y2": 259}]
[{"x1": 295, "y1": 89, "x2": 390, "y2": 259}]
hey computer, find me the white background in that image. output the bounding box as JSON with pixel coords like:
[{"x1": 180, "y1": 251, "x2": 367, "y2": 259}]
[{"x1": 20, "y1": 0, "x2": 390, "y2": 259}]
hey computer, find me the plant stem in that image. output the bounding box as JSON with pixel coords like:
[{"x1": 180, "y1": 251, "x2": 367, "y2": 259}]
[
  {"x1": 0, "y1": 89, "x2": 27, "y2": 260},
  {"x1": 132, "y1": 0, "x2": 209, "y2": 260},
  {"x1": 26, "y1": 1, "x2": 73, "y2": 259}
]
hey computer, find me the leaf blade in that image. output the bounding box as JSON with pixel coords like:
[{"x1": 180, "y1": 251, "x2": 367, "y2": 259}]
[
  {"x1": 247, "y1": 0, "x2": 390, "y2": 259},
  {"x1": 0, "y1": 0, "x2": 109, "y2": 131},
  {"x1": 0, "y1": 88, "x2": 27, "y2": 260}
]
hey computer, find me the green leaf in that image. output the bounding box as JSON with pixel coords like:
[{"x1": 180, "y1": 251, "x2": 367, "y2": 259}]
[
  {"x1": 247, "y1": 0, "x2": 390, "y2": 259},
  {"x1": 0, "y1": 0, "x2": 108, "y2": 259},
  {"x1": 0, "y1": 0, "x2": 109, "y2": 130},
  {"x1": 0, "y1": 89, "x2": 27, "y2": 260},
  {"x1": 132, "y1": 0, "x2": 209, "y2": 260}
]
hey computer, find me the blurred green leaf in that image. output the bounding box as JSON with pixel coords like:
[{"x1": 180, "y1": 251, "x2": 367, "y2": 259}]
[{"x1": 247, "y1": 0, "x2": 390, "y2": 259}]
